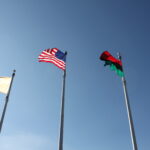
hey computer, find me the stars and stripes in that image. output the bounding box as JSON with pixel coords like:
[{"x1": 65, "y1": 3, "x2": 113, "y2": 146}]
[{"x1": 38, "y1": 48, "x2": 66, "y2": 70}]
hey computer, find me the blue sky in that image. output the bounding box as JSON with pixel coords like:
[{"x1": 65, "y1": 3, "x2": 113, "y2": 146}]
[{"x1": 0, "y1": 0, "x2": 150, "y2": 149}]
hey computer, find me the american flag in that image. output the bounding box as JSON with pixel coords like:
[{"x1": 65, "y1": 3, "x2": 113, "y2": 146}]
[{"x1": 38, "y1": 48, "x2": 66, "y2": 70}]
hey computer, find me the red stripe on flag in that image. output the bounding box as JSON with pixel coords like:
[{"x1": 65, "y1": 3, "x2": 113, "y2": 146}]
[{"x1": 100, "y1": 51, "x2": 122, "y2": 66}]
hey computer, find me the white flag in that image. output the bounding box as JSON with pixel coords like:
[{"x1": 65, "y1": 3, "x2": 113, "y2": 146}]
[{"x1": 0, "y1": 77, "x2": 11, "y2": 94}]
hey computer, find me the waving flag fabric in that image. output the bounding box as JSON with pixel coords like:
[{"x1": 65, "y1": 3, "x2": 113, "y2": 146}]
[
  {"x1": 0, "y1": 77, "x2": 11, "y2": 94},
  {"x1": 100, "y1": 51, "x2": 124, "y2": 77},
  {"x1": 38, "y1": 48, "x2": 66, "y2": 70}
]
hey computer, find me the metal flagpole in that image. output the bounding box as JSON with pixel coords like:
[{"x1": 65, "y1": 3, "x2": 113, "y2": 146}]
[
  {"x1": 58, "y1": 52, "x2": 67, "y2": 150},
  {"x1": 0, "y1": 70, "x2": 16, "y2": 133},
  {"x1": 117, "y1": 53, "x2": 138, "y2": 150}
]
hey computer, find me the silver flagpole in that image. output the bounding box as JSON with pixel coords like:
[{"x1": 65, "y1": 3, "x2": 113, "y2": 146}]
[
  {"x1": 0, "y1": 70, "x2": 16, "y2": 133},
  {"x1": 117, "y1": 53, "x2": 138, "y2": 150},
  {"x1": 58, "y1": 52, "x2": 67, "y2": 150}
]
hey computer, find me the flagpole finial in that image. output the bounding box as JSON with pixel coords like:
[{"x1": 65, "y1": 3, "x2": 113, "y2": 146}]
[
  {"x1": 65, "y1": 51, "x2": 67, "y2": 55},
  {"x1": 117, "y1": 52, "x2": 122, "y2": 60},
  {"x1": 12, "y1": 70, "x2": 16, "y2": 76}
]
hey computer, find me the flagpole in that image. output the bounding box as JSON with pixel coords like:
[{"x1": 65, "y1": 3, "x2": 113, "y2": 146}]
[
  {"x1": 0, "y1": 70, "x2": 16, "y2": 133},
  {"x1": 58, "y1": 52, "x2": 67, "y2": 150},
  {"x1": 117, "y1": 53, "x2": 138, "y2": 150}
]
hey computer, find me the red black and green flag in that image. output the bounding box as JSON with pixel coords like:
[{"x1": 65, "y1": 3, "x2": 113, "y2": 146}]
[{"x1": 100, "y1": 51, "x2": 124, "y2": 77}]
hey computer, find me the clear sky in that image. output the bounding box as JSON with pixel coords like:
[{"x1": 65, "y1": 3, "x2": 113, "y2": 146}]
[{"x1": 0, "y1": 0, "x2": 150, "y2": 150}]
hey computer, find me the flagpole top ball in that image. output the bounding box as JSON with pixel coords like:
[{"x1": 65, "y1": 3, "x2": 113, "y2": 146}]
[
  {"x1": 12, "y1": 70, "x2": 16, "y2": 76},
  {"x1": 117, "y1": 52, "x2": 122, "y2": 60}
]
